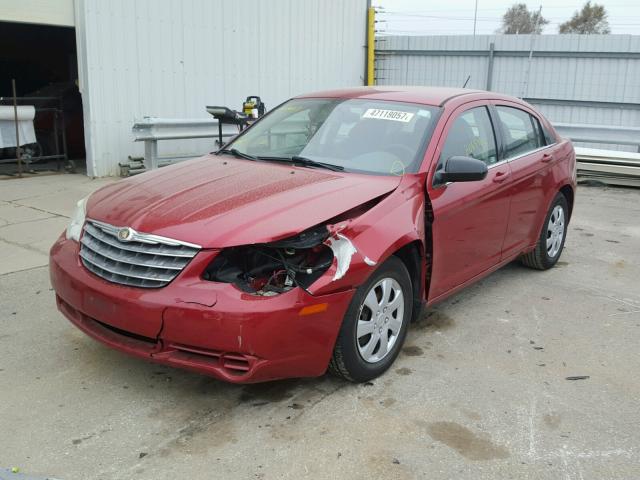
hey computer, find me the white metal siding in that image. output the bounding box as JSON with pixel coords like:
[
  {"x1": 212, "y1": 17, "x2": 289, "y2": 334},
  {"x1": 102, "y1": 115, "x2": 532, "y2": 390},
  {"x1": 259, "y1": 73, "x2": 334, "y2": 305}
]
[
  {"x1": 376, "y1": 34, "x2": 640, "y2": 151},
  {"x1": 0, "y1": 0, "x2": 75, "y2": 27},
  {"x1": 76, "y1": 0, "x2": 367, "y2": 177}
]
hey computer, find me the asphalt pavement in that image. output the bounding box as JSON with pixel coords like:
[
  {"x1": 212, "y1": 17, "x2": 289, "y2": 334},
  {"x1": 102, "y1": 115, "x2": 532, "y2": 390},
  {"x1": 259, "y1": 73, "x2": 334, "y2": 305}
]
[{"x1": 1, "y1": 174, "x2": 639, "y2": 479}]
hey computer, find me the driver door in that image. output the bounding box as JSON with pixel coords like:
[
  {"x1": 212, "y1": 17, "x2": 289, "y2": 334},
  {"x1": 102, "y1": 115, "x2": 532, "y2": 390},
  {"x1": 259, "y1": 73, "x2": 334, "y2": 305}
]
[{"x1": 427, "y1": 103, "x2": 512, "y2": 301}]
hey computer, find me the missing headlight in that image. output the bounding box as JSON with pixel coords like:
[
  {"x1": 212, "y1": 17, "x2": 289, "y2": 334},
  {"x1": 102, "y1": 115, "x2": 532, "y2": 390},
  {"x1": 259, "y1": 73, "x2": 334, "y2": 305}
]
[{"x1": 203, "y1": 225, "x2": 333, "y2": 296}]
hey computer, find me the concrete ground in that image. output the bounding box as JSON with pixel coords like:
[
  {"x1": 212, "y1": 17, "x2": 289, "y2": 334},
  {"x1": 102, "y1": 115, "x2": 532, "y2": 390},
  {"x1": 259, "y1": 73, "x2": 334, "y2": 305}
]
[{"x1": 1, "y1": 173, "x2": 639, "y2": 480}]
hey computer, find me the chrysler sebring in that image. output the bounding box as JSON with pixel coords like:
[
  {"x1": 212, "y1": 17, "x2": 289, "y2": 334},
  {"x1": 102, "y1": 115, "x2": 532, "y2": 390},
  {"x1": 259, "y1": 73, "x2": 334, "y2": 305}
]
[{"x1": 50, "y1": 87, "x2": 576, "y2": 383}]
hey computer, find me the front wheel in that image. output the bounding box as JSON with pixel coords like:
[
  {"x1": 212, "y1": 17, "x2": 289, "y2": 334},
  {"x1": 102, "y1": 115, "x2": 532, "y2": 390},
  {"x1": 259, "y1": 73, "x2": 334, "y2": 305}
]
[
  {"x1": 329, "y1": 256, "x2": 412, "y2": 382},
  {"x1": 520, "y1": 192, "x2": 569, "y2": 270}
]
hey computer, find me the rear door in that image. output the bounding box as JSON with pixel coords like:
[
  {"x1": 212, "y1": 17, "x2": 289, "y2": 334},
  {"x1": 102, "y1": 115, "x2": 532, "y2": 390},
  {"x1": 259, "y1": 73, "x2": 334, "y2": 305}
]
[
  {"x1": 427, "y1": 102, "x2": 512, "y2": 301},
  {"x1": 491, "y1": 103, "x2": 558, "y2": 257}
]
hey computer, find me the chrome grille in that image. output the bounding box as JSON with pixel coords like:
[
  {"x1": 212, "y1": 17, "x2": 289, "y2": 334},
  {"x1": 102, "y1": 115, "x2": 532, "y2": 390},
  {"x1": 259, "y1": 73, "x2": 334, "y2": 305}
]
[{"x1": 79, "y1": 220, "x2": 201, "y2": 288}]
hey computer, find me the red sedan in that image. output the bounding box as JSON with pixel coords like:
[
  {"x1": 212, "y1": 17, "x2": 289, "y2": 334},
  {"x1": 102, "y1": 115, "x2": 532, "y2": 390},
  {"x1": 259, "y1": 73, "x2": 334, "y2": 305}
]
[{"x1": 50, "y1": 87, "x2": 576, "y2": 383}]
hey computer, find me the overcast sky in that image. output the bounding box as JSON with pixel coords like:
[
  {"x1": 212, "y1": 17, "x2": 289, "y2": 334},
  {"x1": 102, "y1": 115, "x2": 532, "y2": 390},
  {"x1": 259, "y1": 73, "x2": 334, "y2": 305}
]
[{"x1": 372, "y1": 0, "x2": 640, "y2": 35}]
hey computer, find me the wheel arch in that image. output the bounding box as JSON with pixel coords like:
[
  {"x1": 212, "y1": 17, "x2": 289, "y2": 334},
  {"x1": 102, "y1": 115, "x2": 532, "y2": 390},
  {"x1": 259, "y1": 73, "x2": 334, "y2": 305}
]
[
  {"x1": 392, "y1": 240, "x2": 426, "y2": 322},
  {"x1": 529, "y1": 183, "x2": 575, "y2": 253},
  {"x1": 310, "y1": 178, "x2": 429, "y2": 299},
  {"x1": 559, "y1": 184, "x2": 574, "y2": 220}
]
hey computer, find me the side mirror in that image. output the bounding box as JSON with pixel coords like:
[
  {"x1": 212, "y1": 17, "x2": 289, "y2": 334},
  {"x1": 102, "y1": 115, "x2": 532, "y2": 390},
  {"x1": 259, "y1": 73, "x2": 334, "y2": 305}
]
[{"x1": 434, "y1": 156, "x2": 488, "y2": 184}]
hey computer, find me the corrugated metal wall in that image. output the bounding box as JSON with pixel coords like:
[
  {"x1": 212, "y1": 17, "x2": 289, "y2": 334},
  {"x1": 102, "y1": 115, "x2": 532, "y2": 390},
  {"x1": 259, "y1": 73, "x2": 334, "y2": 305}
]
[
  {"x1": 75, "y1": 0, "x2": 367, "y2": 177},
  {"x1": 376, "y1": 34, "x2": 640, "y2": 151},
  {"x1": 0, "y1": 0, "x2": 75, "y2": 26}
]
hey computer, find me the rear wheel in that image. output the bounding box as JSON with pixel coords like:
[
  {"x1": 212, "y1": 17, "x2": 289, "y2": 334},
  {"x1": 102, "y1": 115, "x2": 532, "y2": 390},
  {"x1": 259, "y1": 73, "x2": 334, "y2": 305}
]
[
  {"x1": 520, "y1": 192, "x2": 568, "y2": 270},
  {"x1": 329, "y1": 256, "x2": 412, "y2": 382}
]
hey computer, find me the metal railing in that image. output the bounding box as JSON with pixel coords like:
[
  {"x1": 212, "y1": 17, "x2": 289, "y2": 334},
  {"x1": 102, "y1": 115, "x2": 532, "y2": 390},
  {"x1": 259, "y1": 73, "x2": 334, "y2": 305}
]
[
  {"x1": 574, "y1": 147, "x2": 640, "y2": 188},
  {"x1": 128, "y1": 117, "x2": 640, "y2": 188},
  {"x1": 552, "y1": 122, "x2": 640, "y2": 187},
  {"x1": 130, "y1": 117, "x2": 310, "y2": 172},
  {"x1": 553, "y1": 123, "x2": 640, "y2": 151},
  {"x1": 131, "y1": 117, "x2": 241, "y2": 170}
]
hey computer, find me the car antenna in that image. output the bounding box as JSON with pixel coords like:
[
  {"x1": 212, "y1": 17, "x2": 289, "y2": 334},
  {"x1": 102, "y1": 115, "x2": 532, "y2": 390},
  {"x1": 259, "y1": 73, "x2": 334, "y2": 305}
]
[{"x1": 462, "y1": 75, "x2": 471, "y2": 88}]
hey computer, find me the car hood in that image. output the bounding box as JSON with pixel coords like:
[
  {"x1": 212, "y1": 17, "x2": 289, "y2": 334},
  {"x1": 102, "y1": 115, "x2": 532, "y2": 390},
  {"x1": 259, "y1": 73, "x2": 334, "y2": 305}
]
[{"x1": 87, "y1": 155, "x2": 402, "y2": 248}]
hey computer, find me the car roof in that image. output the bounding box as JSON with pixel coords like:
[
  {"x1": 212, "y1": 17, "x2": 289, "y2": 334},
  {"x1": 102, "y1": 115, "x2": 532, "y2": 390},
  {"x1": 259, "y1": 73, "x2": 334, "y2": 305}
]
[{"x1": 295, "y1": 86, "x2": 519, "y2": 107}]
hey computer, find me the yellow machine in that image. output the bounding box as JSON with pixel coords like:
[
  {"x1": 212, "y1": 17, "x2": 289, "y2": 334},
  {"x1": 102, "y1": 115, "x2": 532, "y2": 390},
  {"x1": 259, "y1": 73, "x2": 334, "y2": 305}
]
[{"x1": 242, "y1": 96, "x2": 265, "y2": 119}]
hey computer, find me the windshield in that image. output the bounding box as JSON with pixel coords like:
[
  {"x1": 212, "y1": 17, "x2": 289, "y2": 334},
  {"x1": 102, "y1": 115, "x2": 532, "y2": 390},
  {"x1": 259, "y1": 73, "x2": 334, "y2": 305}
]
[{"x1": 224, "y1": 98, "x2": 440, "y2": 175}]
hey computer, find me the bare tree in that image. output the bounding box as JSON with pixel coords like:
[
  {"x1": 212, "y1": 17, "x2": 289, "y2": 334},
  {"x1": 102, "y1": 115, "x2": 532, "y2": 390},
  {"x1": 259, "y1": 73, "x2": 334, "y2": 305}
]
[
  {"x1": 499, "y1": 3, "x2": 549, "y2": 34},
  {"x1": 559, "y1": 2, "x2": 610, "y2": 34}
]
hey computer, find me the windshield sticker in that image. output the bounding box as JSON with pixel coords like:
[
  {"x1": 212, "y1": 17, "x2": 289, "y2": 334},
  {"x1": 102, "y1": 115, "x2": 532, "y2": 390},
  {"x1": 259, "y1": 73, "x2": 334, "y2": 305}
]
[
  {"x1": 363, "y1": 109, "x2": 415, "y2": 123},
  {"x1": 390, "y1": 160, "x2": 406, "y2": 176}
]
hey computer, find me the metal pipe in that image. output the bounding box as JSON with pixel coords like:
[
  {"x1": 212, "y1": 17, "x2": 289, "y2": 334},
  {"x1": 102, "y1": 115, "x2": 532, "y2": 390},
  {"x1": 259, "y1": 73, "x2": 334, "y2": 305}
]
[
  {"x1": 53, "y1": 110, "x2": 60, "y2": 170},
  {"x1": 59, "y1": 96, "x2": 69, "y2": 168},
  {"x1": 11, "y1": 79, "x2": 23, "y2": 178},
  {"x1": 0, "y1": 96, "x2": 60, "y2": 101},
  {"x1": 526, "y1": 97, "x2": 640, "y2": 110},
  {"x1": 0, "y1": 154, "x2": 67, "y2": 165},
  {"x1": 375, "y1": 49, "x2": 640, "y2": 59},
  {"x1": 486, "y1": 42, "x2": 495, "y2": 91},
  {"x1": 520, "y1": 6, "x2": 543, "y2": 99},
  {"x1": 473, "y1": 0, "x2": 478, "y2": 35}
]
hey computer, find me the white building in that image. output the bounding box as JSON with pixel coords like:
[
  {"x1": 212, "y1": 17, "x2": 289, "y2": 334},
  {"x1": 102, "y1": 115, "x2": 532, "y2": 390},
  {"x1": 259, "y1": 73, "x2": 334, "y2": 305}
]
[{"x1": 1, "y1": 0, "x2": 368, "y2": 176}]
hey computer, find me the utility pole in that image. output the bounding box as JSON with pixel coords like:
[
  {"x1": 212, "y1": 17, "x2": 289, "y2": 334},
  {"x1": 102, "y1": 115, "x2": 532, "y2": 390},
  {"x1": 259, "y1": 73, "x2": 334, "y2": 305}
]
[
  {"x1": 473, "y1": 0, "x2": 479, "y2": 35},
  {"x1": 520, "y1": 5, "x2": 543, "y2": 98}
]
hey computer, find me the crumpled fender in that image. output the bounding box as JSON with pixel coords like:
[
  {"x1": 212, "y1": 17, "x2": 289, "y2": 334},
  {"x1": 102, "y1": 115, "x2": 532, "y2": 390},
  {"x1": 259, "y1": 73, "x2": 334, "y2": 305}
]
[{"x1": 308, "y1": 174, "x2": 427, "y2": 296}]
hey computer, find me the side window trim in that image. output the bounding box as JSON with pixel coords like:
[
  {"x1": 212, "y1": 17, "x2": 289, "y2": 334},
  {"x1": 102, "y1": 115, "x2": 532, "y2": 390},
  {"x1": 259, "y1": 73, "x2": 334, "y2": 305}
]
[
  {"x1": 539, "y1": 120, "x2": 558, "y2": 147},
  {"x1": 529, "y1": 114, "x2": 545, "y2": 148},
  {"x1": 505, "y1": 144, "x2": 554, "y2": 163},
  {"x1": 482, "y1": 105, "x2": 501, "y2": 167},
  {"x1": 487, "y1": 104, "x2": 506, "y2": 163}
]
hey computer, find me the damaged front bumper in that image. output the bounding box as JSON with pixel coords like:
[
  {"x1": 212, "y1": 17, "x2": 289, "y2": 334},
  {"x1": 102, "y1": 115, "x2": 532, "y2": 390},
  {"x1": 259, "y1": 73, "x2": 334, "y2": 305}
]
[{"x1": 50, "y1": 235, "x2": 355, "y2": 383}]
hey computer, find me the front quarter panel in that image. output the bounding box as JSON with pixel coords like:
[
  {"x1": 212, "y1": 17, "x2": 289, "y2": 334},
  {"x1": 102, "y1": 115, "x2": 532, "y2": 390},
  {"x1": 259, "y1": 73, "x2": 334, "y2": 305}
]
[{"x1": 309, "y1": 174, "x2": 426, "y2": 296}]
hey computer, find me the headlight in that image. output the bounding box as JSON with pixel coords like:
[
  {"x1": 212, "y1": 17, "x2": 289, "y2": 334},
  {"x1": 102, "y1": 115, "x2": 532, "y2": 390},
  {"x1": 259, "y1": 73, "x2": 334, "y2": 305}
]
[
  {"x1": 66, "y1": 196, "x2": 88, "y2": 242},
  {"x1": 202, "y1": 225, "x2": 333, "y2": 296}
]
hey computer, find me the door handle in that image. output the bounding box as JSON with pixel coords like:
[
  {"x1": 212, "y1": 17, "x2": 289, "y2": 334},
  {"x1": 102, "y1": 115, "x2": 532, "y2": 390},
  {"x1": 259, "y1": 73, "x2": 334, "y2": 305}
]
[
  {"x1": 493, "y1": 170, "x2": 510, "y2": 183},
  {"x1": 542, "y1": 153, "x2": 554, "y2": 163}
]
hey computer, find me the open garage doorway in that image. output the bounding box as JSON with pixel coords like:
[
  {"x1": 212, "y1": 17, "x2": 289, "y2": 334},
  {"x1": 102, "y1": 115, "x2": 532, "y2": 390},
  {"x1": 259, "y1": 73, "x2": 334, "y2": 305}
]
[{"x1": 0, "y1": 21, "x2": 84, "y2": 176}]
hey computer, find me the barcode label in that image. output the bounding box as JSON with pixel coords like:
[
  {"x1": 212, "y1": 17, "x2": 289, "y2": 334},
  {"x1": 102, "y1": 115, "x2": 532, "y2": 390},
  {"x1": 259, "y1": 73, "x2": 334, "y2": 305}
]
[{"x1": 362, "y1": 108, "x2": 415, "y2": 123}]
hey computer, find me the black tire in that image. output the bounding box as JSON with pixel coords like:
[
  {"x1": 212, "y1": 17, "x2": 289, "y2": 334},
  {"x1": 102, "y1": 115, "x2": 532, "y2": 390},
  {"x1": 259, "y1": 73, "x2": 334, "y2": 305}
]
[
  {"x1": 520, "y1": 192, "x2": 569, "y2": 270},
  {"x1": 329, "y1": 255, "x2": 413, "y2": 382}
]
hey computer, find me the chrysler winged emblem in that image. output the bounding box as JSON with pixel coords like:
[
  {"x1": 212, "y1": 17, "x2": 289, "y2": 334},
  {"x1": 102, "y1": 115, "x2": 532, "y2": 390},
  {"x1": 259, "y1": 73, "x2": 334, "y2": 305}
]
[{"x1": 117, "y1": 227, "x2": 134, "y2": 242}]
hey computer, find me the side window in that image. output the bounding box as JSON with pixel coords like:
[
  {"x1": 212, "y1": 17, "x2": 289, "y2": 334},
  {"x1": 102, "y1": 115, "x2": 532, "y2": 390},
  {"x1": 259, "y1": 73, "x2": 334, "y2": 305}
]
[
  {"x1": 439, "y1": 106, "x2": 498, "y2": 168},
  {"x1": 540, "y1": 123, "x2": 556, "y2": 146},
  {"x1": 496, "y1": 106, "x2": 542, "y2": 158}
]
